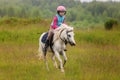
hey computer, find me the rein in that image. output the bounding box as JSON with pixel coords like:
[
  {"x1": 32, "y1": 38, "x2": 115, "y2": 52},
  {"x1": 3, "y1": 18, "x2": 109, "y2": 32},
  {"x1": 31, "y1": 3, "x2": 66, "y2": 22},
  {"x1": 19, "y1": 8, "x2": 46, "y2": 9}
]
[{"x1": 59, "y1": 28, "x2": 66, "y2": 44}]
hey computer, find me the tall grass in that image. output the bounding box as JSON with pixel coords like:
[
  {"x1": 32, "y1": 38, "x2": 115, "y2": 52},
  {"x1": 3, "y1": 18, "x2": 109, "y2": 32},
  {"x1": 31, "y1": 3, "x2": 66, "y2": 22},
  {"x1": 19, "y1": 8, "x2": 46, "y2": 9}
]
[
  {"x1": 75, "y1": 29, "x2": 120, "y2": 45},
  {"x1": 0, "y1": 21, "x2": 120, "y2": 80}
]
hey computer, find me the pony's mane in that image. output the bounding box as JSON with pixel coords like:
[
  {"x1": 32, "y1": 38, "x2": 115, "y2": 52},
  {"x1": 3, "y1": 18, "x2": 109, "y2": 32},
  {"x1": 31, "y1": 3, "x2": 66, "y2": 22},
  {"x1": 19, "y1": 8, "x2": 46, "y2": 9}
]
[
  {"x1": 53, "y1": 24, "x2": 73, "y2": 42},
  {"x1": 54, "y1": 24, "x2": 73, "y2": 32}
]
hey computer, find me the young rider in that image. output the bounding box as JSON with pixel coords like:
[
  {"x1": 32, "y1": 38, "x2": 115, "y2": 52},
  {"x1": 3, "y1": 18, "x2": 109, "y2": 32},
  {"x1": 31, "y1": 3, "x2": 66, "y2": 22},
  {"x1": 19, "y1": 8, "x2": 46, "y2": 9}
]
[{"x1": 43, "y1": 5, "x2": 67, "y2": 55}]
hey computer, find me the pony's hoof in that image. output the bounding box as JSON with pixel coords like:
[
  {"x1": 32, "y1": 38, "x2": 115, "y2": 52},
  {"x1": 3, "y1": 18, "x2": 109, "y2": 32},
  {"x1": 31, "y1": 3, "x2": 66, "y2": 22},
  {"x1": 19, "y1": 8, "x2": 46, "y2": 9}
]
[
  {"x1": 61, "y1": 69, "x2": 65, "y2": 73},
  {"x1": 37, "y1": 54, "x2": 43, "y2": 60},
  {"x1": 55, "y1": 66, "x2": 58, "y2": 69},
  {"x1": 54, "y1": 64, "x2": 58, "y2": 69}
]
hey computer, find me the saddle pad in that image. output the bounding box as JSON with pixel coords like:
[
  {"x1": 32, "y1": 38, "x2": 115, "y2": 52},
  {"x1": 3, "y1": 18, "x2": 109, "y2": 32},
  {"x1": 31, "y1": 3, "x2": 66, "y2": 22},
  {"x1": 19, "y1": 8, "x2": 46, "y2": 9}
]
[{"x1": 41, "y1": 32, "x2": 48, "y2": 43}]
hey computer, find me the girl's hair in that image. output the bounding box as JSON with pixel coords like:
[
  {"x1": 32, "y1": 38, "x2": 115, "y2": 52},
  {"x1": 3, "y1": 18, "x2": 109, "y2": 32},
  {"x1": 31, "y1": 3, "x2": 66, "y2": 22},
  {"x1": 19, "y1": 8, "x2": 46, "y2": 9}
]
[{"x1": 57, "y1": 11, "x2": 66, "y2": 15}]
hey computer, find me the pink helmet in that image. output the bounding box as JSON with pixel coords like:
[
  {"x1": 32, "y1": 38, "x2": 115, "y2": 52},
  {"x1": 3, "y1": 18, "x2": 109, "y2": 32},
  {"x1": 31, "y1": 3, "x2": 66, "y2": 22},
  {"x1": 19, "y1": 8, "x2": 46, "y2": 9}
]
[{"x1": 57, "y1": 6, "x2": 66, "y2": 12}]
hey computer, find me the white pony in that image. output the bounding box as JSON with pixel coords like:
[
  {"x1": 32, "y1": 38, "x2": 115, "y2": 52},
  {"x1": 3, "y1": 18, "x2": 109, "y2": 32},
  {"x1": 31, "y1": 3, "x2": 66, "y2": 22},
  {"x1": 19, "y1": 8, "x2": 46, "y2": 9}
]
[{"x1": 38, "y1": 24, "x2": 76, "y2": 72}]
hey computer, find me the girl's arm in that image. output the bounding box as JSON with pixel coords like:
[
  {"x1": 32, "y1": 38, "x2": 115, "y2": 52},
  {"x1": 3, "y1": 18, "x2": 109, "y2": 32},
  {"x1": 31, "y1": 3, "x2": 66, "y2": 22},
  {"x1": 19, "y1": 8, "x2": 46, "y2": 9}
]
[
  {"x1": 52, "y1": 16, "x2": 59, "y2": 29},
  {"x1": 63, "y1": 16, "x2": 67, "y2": 25}
]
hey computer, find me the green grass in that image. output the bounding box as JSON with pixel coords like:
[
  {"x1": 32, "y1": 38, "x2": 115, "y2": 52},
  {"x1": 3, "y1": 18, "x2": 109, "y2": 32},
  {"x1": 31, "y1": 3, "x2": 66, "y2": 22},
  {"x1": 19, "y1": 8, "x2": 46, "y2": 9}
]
[{"x1": 0, "y1": 23, "x2": 120, "y2": 80}]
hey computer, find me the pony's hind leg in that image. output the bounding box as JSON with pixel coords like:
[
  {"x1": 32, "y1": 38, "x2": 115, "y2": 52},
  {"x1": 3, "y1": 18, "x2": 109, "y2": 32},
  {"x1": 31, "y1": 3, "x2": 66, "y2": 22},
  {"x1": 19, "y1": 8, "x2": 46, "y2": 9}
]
[
  {"x1": 44, "y1": 55, "x2": 49, "y2": 71},
  {"x1": 43, "y1": 51, "x2": 49, "y2": 71},
  {"x1": 38, "y1": 46, "x2": 49, "y2": 71},
  {"x1": 52, "y1": 53, "x2": 58, "y2": 68}
]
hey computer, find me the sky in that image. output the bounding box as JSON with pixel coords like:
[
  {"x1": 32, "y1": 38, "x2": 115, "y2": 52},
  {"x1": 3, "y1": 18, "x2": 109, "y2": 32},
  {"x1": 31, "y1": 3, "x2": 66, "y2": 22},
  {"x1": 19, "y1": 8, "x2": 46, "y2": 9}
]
[{"x1": 80, "y1": 0, "x2": 120, "y2": 2}]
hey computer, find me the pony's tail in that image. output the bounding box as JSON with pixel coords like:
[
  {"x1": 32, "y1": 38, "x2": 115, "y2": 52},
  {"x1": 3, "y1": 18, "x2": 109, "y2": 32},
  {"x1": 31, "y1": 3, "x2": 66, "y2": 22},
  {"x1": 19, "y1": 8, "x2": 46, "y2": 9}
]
[{"x1": 38, "y1": 45, "x2": 44, "y2": 60}]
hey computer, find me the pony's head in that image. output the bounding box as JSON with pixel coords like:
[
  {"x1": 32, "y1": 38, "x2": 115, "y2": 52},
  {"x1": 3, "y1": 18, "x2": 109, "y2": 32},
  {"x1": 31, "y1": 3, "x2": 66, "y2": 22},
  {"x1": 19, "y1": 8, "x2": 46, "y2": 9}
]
[
  {"x1": 55, "y1": 24, "x2": 76, "y2": 46},
  {"x1": 66, "y1": 27, "x2": 76, "y2": 46}
]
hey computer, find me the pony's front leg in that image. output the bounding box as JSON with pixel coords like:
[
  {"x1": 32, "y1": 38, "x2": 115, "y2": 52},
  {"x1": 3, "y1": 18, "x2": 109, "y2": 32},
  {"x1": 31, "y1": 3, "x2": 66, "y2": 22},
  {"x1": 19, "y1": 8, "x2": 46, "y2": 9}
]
[
  {"x1": 62, "y1": 51, "x2": 67, "y2": 67},
  {"x1": 52, "y1": 53, "x2": 58, "y2": 68},
  {"x1": 54, "y1": 51, "x2": 64, "y2": 72}
]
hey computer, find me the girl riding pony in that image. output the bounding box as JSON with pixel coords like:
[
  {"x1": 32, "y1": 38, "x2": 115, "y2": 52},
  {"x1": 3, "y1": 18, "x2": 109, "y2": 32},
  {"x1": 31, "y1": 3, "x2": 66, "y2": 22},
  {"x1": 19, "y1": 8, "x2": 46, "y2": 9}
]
[{"x1": 43, "y1": 6, "x2": 67, "y2": 55}]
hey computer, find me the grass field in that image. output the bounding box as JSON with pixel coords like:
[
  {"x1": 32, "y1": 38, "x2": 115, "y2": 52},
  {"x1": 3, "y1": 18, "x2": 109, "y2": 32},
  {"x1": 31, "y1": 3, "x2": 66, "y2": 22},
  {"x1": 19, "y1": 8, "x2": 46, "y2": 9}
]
[{"x1": 0, "y1": 23, "x2": 120, "y2": 80}]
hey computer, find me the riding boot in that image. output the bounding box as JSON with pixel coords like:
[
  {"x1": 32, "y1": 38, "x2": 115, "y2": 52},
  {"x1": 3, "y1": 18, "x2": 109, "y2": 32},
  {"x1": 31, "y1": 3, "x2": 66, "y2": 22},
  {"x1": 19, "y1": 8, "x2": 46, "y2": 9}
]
[
  {"x1": 43, "y1": 39, "x2": 49, "y2": 56},
  {"x1": 64, "y1": 49, "x2": 67, "y2": 51}
]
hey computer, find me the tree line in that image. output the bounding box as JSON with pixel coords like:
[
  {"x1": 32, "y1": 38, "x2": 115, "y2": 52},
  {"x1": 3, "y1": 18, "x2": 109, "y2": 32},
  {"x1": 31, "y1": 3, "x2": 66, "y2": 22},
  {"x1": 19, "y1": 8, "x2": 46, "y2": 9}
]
[{"x1": 0, "y1": 0, "x2": 120, "y2": 27}]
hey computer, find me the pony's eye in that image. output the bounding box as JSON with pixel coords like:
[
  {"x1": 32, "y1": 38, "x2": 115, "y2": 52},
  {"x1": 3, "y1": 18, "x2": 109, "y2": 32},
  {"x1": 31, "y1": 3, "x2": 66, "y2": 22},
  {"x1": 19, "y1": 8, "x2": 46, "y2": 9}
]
[{"x1": 68, "y1": 35, "x2": 71, "y2": 37}]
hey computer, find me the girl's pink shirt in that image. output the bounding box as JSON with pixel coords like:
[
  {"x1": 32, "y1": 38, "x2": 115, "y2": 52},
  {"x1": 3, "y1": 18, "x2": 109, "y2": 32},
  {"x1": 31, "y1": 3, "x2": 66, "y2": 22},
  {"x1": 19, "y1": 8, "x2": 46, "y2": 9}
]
[{"x1": 51, "y1": 16, "x2": 65, "y2": 29}]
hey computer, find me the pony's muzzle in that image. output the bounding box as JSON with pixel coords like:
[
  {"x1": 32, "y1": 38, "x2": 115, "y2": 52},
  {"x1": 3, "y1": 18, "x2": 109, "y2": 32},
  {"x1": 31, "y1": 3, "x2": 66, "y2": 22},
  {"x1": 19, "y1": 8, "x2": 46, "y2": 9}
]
[
  {"x1": 70, "y1": 42, "x2": 76, "y2": 46},
  {"x1": 72, "y1": 43, "x2": 76, "y2": 46}
]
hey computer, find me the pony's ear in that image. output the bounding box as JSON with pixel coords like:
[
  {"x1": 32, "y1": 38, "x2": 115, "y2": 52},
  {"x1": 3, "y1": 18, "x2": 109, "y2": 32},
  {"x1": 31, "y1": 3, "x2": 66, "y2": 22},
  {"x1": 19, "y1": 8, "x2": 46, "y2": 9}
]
[
  {"x1": 67, "y1": 27, "x2": 74, "y2": 33},
  {"x1": 61, "y1": 24, "x2": 68, "y2": 27},
  {"x1": 67, "y1": 30, "x2": 72, "y2": 33}
]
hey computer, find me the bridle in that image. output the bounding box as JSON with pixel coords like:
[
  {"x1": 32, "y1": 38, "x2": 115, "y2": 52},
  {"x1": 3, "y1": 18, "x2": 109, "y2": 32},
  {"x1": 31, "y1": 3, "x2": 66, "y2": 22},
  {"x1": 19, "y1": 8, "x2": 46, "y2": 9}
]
[{"x1": 59, "y1": 28, "x2": 73, "y2": 45}]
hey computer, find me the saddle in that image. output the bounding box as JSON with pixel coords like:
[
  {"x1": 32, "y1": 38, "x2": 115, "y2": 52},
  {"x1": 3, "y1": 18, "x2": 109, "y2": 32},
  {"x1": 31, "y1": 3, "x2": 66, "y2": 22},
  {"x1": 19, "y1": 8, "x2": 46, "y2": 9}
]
[{"x1": 41, "y1": 32, "x2": 54, "y2": 45}]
